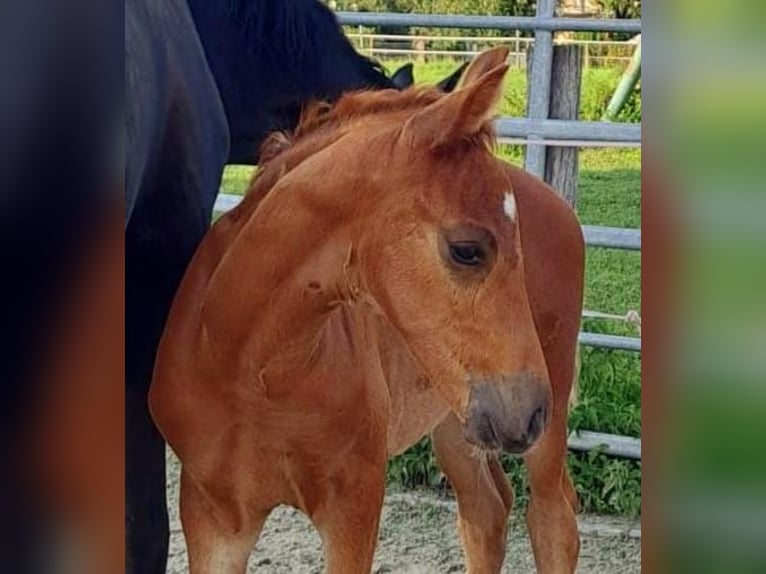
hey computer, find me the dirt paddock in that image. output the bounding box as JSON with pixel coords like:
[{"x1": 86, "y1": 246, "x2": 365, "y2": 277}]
[{"x1": 166, "y1": 451, "x2": 640, "y2": 573}]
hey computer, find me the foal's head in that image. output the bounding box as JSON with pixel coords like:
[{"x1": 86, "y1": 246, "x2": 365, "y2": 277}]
[{"x1": 261, "y1": 48, "x2": 551, "y2": 454}]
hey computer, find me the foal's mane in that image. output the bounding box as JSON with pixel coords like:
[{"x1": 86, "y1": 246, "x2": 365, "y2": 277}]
[
  {"x1": 265, "y1": 84, "x2": 496, "y2": 163},
  {"x1": 236, "y1": 86, "x2": 497, "y2": 219},
  {"x1": 294, "y1": 86, "x2": 444, "y2": 142}
]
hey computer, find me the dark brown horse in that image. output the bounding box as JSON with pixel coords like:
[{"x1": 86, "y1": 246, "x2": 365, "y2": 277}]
[{"x1": 151, "y1": 47, "x2": 584, "y2": 573}]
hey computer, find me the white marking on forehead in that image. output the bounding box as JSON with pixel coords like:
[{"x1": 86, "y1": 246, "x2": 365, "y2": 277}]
[{"x1": 503, "y1": 192, "x2": 517, "y2": 222}]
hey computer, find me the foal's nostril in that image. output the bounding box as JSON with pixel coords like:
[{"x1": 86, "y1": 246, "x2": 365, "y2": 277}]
[
  {"x1": 486, "y1": 413, "x2": 500, "y2": 443},
  {"x1": 477, "y1": 411, "x2": 501, "y2": 448},
  {"x1": 466, "y1": 377, "x2": 550, "y2": 453},
  {"x1": 527, "y1": 406, "x2": 546, "y2": 440}
]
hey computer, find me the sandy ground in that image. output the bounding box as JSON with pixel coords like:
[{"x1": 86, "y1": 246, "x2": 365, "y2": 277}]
[{"x1": 166, "y1": 452, "x2": 640, "y2": 573}]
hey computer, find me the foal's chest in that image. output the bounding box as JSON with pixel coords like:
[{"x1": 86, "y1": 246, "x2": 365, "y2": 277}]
[{"x1": 386, "y1": 377, "x2": 450, "y2": 456}]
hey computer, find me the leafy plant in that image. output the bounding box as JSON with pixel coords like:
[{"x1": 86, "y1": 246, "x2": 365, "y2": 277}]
[{"x1": 386, "y1": 437, "x2": 444, "y2": 489}]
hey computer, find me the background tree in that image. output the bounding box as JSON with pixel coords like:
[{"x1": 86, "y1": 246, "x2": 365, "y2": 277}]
[{"x1": 594, "y1": 0, "x2": 641, "y2": 19}]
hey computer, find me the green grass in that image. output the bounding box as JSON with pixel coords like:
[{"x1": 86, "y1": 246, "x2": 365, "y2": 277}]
[
  {"x1": 571, "y1": 148, "x2": 641, "y2": 516},
  {"x1": 221, "y1": 165, "x2": 255, "y2": 195},
  {"x1": 218, "y1": 65, "x2": 642, "y2": 517}
]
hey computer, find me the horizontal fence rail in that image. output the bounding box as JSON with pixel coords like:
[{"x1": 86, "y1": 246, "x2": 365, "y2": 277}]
[
  {"x1": 214, "y1": 193, "x2": 242, "y2": 213},
  {"x1": 348, "y1": 33, "x2": 638, "y2": 46},
  {"x1": 336, "y1": 12, "x2": 642, "y2": 34},
  {"x1": 568, "y1": 431, "x2": 641, "y2": 459},
  {"x1": 350, "y1": 35, "x2": 634, "y2": 67},
  {"x1": 362, "y1": 47, "x2": 633, "y2": 68},
  {"x1": 496, "y1": 137, "x2": 639, "y2": 148},
  {"x1": 582, "y1": 225, "x2": 641, "y2": 250},
  {"x1": 495, "y1": 118, "x2": 640, "y2": 143},
  {"x1": 578, "y1": 332, "x2": 641, "y2": 352}
]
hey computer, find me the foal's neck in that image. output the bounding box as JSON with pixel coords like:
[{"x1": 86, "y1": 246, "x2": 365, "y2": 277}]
[
  {"x1": 200, "y1": 168, "x2": 446, "y2": 444},
  {"x1": 201, "y1": 171, "x2": 372, "y2": 389}
]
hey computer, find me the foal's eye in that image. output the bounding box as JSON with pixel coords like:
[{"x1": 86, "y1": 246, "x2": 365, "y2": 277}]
[{"x1": 449, "y1": 242, "x2": 485, "y2": 266}]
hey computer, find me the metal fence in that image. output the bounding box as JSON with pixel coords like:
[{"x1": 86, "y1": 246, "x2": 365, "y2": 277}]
[
  {"x1": 215, "y1": 3, "x2": 642, "y2": 460},
  {"x1": 346, "y1": 31, "x2": 638, "y2": 68}
]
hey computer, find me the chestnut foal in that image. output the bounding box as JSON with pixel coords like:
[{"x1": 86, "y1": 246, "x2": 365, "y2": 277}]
[{"x1": 150, "y1": 47, "x2": 583, "y2": 573}]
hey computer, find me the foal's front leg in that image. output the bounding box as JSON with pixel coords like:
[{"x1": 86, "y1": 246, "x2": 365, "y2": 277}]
[
  {"x1": 180, "y1": 469, "x2": 268, "y2": 574},
  {"x1": 432, "y1": 413, "x2": 514, "y2": 573},
  {"x1": 523, "y1": 410, "x2": 579, "y2": 574},
  {"x1": 523, "y1": 340, "x2": 580, "y2": 573},
  {"x1": 311, "y1": 451, "x2": 387, "y2": 574}
]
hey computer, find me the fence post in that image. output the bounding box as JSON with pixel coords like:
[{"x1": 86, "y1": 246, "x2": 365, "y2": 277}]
[
  {"x1": 413, "y1": 38, "x2": 426, "y2": 63},
  {"x1": 526, "y1": 44, "x2": 583, "y2": 207},
  {"x1": 523, "y1": 0, "x2": 555, "y2": 179},
  {"x1": 548, "y1": 45, "x2": 583, "y2": 207}
]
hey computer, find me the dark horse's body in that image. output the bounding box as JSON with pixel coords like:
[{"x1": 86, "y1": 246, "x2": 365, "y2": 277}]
[{"x1": 126, "y1": 1, "x2": 408, "y2": 571}]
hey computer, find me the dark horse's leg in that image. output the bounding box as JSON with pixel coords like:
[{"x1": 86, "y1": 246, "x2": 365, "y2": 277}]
[
  {"x1": 125, "y1": 203, "x2": 220, "y2": 573},
  {"x1": 125, "y1": 285, "x2": 170, "y2": 573},
  {"x1": 124, "y1": 224, "x2": 187, "y2": 573},
  {"x1": 125, "y1": 232, "x2": 183, "y2": 574},
  {"x1": 125, "y1": 255, "x2": 175, "y2": 574},
  {"x1": 126, "y1": 384, "x2": 169, "y2": 574},
  {"x1": 125, "y1": 2, "x2": 228, "y2": 566}
]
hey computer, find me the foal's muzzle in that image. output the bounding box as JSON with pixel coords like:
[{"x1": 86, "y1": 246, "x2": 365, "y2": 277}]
[{"x1": 464, "y1": 373, "x2": 551, "y2": 454}]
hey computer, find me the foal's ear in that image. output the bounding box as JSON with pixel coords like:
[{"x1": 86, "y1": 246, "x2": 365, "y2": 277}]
[
  {"x1": 401, "y1": 57, "x2": 508, "y2": 149},
  {"x1": 456, "y1": 46, "x2": 510, "y2": 90}
]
